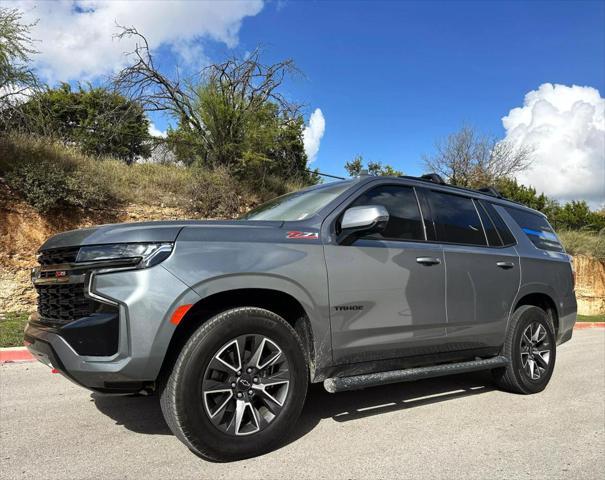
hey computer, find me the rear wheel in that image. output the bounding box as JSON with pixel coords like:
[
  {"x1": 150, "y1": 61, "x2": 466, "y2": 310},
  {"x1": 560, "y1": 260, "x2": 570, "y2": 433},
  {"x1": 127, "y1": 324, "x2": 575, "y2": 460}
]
[
  {"x1": 492, "y1": 305, "x2": 556, "y2": 394},
  {"x1": 160, "y1": 307, "x2": 308, "y2": 461}
]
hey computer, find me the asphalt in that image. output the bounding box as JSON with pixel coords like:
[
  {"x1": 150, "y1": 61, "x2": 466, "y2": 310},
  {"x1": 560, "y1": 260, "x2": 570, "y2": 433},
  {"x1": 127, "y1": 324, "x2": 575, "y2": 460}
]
[{"x1": 1, "y1": 329, "x2": 603, "y2": 480}]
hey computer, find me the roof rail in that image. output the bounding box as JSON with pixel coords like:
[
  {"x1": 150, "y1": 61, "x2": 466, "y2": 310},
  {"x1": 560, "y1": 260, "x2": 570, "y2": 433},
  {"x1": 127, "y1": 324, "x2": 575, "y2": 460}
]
[
  {"x1": 398, "y1": 173, "x2": 509, "y2": 201},
  {"x1": 420, "y1": 173, "x2": 446, "y2": 185},
  {"x1": 398, "y1": 173, "x2": 446, "y2": 185},
  {"x1": 476, "y1": 186, "x2": 503, "y2": 199}
]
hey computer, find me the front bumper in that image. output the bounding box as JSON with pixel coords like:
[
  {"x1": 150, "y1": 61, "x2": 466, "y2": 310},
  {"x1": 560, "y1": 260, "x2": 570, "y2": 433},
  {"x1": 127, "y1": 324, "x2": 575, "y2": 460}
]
[{"x1": 26, "y1": 265, "x2": 201, "y2": 393}]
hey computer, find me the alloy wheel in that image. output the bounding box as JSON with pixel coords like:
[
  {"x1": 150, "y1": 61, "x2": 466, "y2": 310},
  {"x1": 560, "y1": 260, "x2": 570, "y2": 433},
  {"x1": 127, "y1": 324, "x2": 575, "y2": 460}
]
[
  {"x1": 519, "y1": 322, "x2": 552, "y2": 381},
  {"x1": 202, "y1": 334, "x2": 291, "y2": 436}
]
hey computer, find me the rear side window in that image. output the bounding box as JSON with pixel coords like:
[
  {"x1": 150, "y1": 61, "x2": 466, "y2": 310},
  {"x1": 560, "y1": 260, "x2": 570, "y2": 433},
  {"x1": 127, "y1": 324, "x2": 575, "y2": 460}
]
[
  {"x1": 427, "y1": 191, "x2": 486, "y2": 245},
  {"x1": 479, "y1": 201, "x2": 516, "y2": 247},
  {"x1": 504, "y1": 207, "x2": 563, "y2": 252},
  {"x1": 351, "y1": 185, "x2": 425, "y2": 241}
]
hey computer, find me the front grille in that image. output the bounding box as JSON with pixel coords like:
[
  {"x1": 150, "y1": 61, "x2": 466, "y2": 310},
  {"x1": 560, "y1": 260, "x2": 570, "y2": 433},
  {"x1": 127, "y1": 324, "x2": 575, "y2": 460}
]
[
  {"x1": 38, "y1": 247, "x2": 80, "y2": 266},
  {"x1": 36, "y1": 283, "x2": 95, "y2": 326}
]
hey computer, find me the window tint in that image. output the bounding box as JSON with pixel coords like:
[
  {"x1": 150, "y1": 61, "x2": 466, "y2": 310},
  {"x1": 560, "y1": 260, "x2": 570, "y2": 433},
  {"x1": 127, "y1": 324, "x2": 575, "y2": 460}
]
[
  {"x1": 351, "y1": 185, "x2": 425, "y2": 241},
  {"x1": 481, "y1": 201, "x2": 516, "y2": 246},
  {"x1": 504, "y1": 207, "x2": 563, "y2": 252},
  {"x1": 428, "y1": 191, "x2": 486, "y2": 245},
  {"x1": 476, "y1": 201, "x2": 502, "y2": 247}
]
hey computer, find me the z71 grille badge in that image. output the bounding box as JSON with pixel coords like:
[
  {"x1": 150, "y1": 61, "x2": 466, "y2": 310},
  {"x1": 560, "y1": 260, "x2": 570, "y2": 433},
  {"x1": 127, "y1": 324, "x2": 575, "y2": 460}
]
[{"x1": 286, "y1": 231, "x2": 319, "y2": 240}]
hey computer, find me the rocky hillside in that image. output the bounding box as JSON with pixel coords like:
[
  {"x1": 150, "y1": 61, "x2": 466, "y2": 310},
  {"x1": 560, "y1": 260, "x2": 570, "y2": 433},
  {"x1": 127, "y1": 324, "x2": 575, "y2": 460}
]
[
  {"x1": 573, "y1": 255, "x2": 605, "y2": 315},
  {"x1": 0, "y1": 181, "x2": 190, "y2": 312}
]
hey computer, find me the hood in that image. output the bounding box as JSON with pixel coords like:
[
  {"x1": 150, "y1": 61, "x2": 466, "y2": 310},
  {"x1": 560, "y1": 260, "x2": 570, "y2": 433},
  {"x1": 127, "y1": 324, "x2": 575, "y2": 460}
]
[{"x1": 39, "y1": 220, "x2": 284, "y2": 251}]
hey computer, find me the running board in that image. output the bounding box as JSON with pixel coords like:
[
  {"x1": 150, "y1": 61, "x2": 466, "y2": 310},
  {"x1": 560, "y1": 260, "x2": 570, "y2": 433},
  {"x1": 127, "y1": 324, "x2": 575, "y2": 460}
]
[{"x1": 323, "y1": 356, "x2": 509, "y2": 393}]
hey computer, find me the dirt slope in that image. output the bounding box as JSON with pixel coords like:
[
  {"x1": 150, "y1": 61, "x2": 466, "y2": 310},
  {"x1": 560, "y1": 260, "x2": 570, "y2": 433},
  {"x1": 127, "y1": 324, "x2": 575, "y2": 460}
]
[
  {"x1": 573, "y1": 255, "x2": 605, "y2": 315},
  {"x1": 0, "y1": 181, "x2": 189, "y2": 312}
]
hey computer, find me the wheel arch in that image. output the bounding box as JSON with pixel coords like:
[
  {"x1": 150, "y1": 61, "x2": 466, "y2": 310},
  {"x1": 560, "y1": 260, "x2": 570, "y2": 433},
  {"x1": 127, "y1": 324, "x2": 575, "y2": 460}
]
[
  {"x1": 513, "y1": 291, "x2": 559, "y2": 336},
  {"x1": 158, "y1": 287, "x2": 319, "y2": 385}
]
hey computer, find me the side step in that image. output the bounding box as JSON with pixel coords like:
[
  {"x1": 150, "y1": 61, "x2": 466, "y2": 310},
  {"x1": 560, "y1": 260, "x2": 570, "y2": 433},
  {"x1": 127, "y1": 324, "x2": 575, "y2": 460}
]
[{"x1": 323, "y1": 356, "x2": 509, "y2": 393}]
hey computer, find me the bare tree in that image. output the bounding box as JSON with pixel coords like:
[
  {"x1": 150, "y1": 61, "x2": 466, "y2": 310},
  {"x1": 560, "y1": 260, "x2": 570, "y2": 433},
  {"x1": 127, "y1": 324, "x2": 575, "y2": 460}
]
[
  {"x1": 113, "y1": 27, "x2": 202, "y2": 129},
  {"x1": 422, "y1": 125, "x2": 533, "y2": 188},
  {"x1": 112, "y1": 26, "x2": 302, "y2": 167}
]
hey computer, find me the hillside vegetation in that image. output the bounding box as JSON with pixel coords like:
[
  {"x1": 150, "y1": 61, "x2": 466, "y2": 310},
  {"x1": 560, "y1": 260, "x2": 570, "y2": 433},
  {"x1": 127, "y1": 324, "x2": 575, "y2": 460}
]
[
  {"x1": 558, "y1": 230, "x2": 604, "y2": 260},
  {"x1": 0, "y1": 134, "x2": 308, "y2": 218}
]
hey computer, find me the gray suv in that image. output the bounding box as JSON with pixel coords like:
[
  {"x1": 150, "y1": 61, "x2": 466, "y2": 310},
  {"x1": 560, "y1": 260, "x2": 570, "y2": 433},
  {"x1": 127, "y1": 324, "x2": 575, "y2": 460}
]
[{"x1": 26, "y1": 173, "x2": 576, "y2": 460}]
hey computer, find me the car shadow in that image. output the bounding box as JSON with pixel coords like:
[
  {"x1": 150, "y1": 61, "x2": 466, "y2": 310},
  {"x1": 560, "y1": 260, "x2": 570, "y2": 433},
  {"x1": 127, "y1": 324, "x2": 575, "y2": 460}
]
[
  {"x1": 92, "y1": 392, "x2": 172, "y2": 435},
  {"x1": 91, "y1": 370, "x2": 495, "y2": 447}
]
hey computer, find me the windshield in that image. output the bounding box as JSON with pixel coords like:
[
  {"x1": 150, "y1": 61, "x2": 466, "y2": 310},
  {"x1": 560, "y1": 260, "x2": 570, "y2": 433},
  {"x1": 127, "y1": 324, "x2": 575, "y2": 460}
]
[{"x1": 241, "y1": 181, "x2": 353, "y2": 221}]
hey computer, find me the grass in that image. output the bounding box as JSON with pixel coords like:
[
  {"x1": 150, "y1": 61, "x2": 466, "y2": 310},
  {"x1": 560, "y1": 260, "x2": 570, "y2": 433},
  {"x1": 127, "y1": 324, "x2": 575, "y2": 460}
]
[
  {"x1": 0, "y1": 312, "x2": 29, "y2": 348},
  {"x1": 577, "y1": 314, "x2": 605, "y2": 323},
  {"x1": 0, "y1": 134, "x2": 309, "y2": 218},
  {"x1": 558, "y1": 230, "x2": 605, "y2": 260}
]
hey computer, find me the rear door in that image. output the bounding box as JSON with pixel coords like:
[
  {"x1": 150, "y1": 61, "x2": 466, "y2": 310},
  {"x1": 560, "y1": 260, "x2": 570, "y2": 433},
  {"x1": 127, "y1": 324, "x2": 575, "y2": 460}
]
[
  {"x1": 424, "y1": 190, "x2": 520, "y2": 349},
  {"x1": 324, "y1": 183, "x2": 447, "y2": 364}
]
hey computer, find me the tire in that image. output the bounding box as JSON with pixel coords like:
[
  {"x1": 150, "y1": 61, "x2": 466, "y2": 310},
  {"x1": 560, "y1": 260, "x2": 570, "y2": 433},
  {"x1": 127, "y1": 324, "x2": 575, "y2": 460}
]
[
  {"x1": 492, "y1": 305, "x2": 557, "y2": 394},
  {"x1": 159, "y1": 307, "x2": 308, "y2": 461}
]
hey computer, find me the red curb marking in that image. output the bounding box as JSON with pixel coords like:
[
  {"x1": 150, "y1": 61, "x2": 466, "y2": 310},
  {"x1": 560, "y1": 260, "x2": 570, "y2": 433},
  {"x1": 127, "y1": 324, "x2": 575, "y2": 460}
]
[
  {"x1": 574, "y1": 322, "x2": 605, "y2": 330},
  {"x1": 0, "y1": 348, "x2": 35, "y2": 363}
]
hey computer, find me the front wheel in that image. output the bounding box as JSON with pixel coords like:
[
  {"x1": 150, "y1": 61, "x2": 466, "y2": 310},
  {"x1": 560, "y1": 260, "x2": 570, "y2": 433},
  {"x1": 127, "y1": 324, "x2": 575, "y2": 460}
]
[
  {"x1": 492, "y1": 305, "x2": 557, "y2": 394},
  {"x1": 160, "y1": 307, "x2": 308, "y2": 461}
]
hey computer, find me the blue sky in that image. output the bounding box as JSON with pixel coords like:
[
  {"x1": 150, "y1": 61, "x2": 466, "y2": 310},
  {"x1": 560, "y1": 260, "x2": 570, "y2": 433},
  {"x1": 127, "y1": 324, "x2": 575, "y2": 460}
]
[
  {"x1": 14, "y1": 0, "x2": 605, "y2": 203},
  {"x1": 203, "y1": 0, "x2": 605, "y2": 179}
]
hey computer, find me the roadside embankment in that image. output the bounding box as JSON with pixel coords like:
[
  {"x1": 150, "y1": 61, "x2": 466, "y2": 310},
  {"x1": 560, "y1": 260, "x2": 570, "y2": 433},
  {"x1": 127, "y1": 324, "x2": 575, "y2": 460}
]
[{"x1": 573, "y1": 255, "x2": 605, "y2": 315}]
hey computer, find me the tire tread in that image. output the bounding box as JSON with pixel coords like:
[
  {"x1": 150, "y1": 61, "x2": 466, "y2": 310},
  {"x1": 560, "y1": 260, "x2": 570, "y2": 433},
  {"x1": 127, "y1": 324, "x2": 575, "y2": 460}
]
[
  {"x1": 493, "y1": 305, "x2": 555, "y2": 394},
  {"x1": 159, "y1": 306, "x2": 306, "y2": 461}
]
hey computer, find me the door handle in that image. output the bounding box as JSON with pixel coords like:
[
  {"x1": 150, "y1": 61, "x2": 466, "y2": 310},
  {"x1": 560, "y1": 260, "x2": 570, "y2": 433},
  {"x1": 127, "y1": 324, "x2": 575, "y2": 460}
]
[
  {"x1": 496, "y1": 261, "x2": 515, "y2": 269},
  {"x1": 416, "y1": 257, "x2": 441, "y2": 266}
]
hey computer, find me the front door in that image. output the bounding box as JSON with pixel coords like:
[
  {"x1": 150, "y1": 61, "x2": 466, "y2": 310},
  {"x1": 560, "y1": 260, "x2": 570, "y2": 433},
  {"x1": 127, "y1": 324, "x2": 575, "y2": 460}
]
[{"x1": 324, "y1": 184, "x2": 447, "y2": 364}]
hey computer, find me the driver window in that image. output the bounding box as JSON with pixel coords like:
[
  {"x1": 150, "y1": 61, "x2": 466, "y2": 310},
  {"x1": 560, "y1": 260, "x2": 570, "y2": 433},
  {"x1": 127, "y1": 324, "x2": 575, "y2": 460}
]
[{"x1": 351, "y1": 185, "x2": 425, "y2": 241}]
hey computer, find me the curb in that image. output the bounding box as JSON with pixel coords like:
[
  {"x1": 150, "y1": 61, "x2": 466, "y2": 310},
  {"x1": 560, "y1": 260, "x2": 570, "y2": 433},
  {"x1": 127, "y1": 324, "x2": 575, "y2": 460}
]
[
  {"x1": 0, "y1": 347, "x2": 34, "y2": 363},
  {"x1": 574, "y1": 322, "x2": 605, "y2": 330},
  {"x1": 1, "y1": 322, "x2": 604, "y2": 364}
]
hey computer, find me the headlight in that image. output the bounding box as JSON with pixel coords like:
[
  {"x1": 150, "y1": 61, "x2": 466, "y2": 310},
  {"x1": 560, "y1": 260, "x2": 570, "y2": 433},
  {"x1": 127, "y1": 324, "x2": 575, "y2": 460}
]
[{"x1": 76, "y1": 243, "x2": 173, "y2": 268}]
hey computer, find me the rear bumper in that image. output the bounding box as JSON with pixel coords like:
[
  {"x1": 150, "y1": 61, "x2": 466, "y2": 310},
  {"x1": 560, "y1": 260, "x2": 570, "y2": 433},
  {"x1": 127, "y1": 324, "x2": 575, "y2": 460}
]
[{"x1": 25, "y1": 265, "x2": 201, "y2": 393}]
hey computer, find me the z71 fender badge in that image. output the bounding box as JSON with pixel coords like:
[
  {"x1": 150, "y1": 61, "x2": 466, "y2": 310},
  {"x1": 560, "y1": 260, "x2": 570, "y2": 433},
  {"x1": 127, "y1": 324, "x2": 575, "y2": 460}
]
[{"x1": 287, "y1": 231, "x2": 319, "y2": 240}]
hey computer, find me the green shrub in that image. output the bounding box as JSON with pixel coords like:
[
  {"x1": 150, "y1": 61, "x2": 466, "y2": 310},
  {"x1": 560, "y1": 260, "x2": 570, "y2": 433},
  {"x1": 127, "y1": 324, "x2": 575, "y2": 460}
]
[
  {"x1": 183, "y1": 167, "x2": 243, "y2": 218},
  {"x1": 559, "y1": 230, "x2": 605, "y2": 259},
  {"x1": 1, "y1": 135, "x2": 119, "y2": 212},
  {"x1": 5, "y1": 159, "x2": 73, "y2": 212}
]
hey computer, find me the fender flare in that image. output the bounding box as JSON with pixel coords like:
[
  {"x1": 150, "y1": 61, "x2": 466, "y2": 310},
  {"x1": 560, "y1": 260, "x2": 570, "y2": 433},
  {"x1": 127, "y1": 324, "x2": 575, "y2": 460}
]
[{"x1": 505, "y1": 282, "x2": 560, "y2": 335}]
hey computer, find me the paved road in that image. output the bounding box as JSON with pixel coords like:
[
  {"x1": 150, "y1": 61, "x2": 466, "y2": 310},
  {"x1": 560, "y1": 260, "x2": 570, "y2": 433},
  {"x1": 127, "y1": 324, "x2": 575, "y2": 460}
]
[{"x1": 1, "y1": 329, "x2": 604, "y2": 480}]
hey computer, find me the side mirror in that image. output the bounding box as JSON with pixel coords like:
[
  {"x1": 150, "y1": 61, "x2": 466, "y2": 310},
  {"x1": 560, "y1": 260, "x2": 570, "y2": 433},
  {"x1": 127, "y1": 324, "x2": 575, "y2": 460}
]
[{"x1": 339, "y1": 205, "x2": 389, "y2": 244}]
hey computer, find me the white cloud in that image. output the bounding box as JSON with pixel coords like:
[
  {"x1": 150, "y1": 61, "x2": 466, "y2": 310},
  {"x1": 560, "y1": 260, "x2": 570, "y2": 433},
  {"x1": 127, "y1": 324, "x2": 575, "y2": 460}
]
[
  {"x1": 0, "y1": 85, "x2": 34, "y2": 109},
  {"x1": 303, "y1": 108, "x2": 325, "y2": 163},
  {"x1": 148, "y1": 122, "x2": 167, "y2": 138},
  {"x1": 502, "y1": 83, "x2": 605, "y2": 208},
  {"x1": 12, "y1": 0, "x2": 264, "y2": 82}
]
